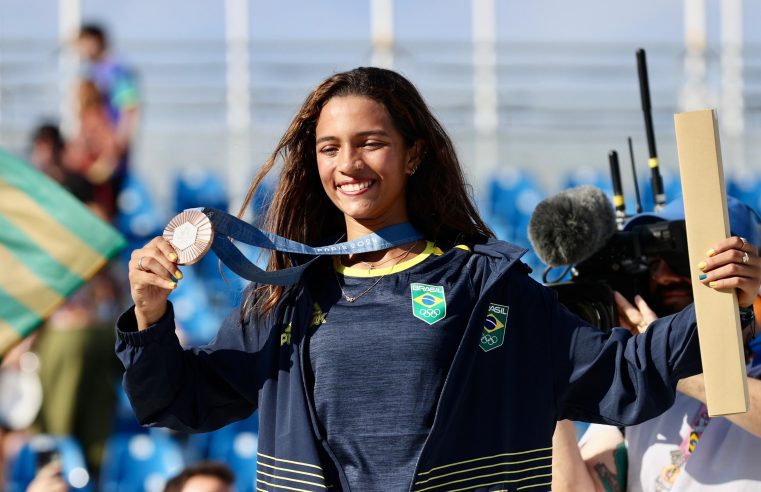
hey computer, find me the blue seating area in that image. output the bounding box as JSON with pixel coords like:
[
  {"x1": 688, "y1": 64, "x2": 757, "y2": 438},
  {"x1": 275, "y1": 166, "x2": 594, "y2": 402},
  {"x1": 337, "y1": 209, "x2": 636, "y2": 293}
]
[
  {"x1": 8, "y1": 435, "x2": 93, "y2": 492},
  {"x1": 483, "y1": 167, "x2": 761, "y2": 280},
  {"x1": 185, "y1": 412, "x2": 260, "y2": 492},
  {"x1": 13, "y1": 166, "x2": 756, "y2": 489},
  {"x1": 99, "y1": 432, "x2": 184, "y2": 492},
  {"x1": 114, "y1": 165, "x2": 761, "y2": 291}
]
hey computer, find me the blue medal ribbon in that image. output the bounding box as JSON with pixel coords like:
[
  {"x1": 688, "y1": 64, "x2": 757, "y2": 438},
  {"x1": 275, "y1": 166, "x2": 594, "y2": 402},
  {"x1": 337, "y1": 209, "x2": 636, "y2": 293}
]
[{"x1": 200, "y1": 208, "x2": 424, "y2": 286}]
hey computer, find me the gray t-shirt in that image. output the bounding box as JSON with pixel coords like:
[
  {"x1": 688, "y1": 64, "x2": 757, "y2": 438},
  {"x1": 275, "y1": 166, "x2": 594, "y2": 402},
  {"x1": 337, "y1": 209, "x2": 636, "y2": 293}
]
[{"x1": 306, "y1": 243, "x2": 484, "y2": 491}]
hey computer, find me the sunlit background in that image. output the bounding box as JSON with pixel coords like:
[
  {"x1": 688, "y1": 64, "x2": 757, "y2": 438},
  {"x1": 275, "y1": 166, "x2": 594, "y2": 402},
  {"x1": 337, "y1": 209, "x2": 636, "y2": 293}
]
[
  {"x1": 3, "y1": 0, "x2": 761, "y2": 206},
  {"x1": 2, "y1": 1, "x2": 761, "y2": 490}
]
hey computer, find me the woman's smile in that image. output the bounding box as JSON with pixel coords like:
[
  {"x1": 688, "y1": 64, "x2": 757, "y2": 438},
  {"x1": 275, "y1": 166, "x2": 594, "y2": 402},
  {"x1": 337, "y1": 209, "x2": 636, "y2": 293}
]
[{"x1": 336, "y1": 179, "x2": 376, "y2": 195}]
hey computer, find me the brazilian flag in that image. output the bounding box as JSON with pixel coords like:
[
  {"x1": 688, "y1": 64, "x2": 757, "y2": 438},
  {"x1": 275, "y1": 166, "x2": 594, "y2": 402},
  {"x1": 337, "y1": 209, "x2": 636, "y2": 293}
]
[{"x1": 0, "y1": 149, "x2": 125, "y2": 357}]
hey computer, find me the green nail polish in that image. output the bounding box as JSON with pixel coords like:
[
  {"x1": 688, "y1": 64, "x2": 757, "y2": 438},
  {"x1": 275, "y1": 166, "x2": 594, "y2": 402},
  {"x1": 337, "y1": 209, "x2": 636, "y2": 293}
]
[
  {"x1": 171, "y1": 275, "x2": 178, "y2": 283},
  {"x1": 699, "y1": 274, "x2": 707, "y2": 280}
]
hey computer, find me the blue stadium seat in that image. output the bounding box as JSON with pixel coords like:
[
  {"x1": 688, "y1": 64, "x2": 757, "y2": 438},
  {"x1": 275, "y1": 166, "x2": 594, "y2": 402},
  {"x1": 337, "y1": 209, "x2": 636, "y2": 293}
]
[
  {"x1": 115, "y1": 174, "x2": 165, "y2": 241},
  {"x1": 185, "y1": 412, "x2": 259, "y2": 491},
  {"x1": 8, "y1": 435, "x2": 93, "y2": 492},
  {"x1": 639, "y1": 169, "x2": 682, "y2": 212},
  {"x1": 488, "y1": 169, "x2": 545, "y2": 243},
  {"x1": 174, "y1": 169, "x2": 228, "y2": 213},
  {"x1": 249, "y1": 179, "x2": 274, "y2": 222},
  {"x1": 217, "y1": 431, "x2": 258, "y2": 492},
  {"x1": 100, "y1": 432, "x2": 184, "y2": 492},
  {"x1": 168, "y1": 267, "x2": 218, "y2": 346},
  {"x1": 561, "y1": 166, "x2": 613, "y2": 196},
  {"x1": 111, "y1": 383, "x2": 147, "y2": 435},
  {"x1": 750, "y1": 333, "x2": 761, "y2": 367},
  {"x1": 727, "y1": 169, "x2": 761, "y2": 215}
]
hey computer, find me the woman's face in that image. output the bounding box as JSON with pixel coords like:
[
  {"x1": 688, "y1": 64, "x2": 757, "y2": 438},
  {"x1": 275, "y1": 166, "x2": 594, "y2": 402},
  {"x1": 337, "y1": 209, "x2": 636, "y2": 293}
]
[{"x1": 315, "y1": 95, "x2": 418, "y2": 230}]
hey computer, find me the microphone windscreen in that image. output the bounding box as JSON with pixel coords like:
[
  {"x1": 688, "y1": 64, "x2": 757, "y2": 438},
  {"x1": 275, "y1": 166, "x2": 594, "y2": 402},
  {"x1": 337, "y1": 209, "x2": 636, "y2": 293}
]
[{"x1": 528, "y1": 185, "x2": 616, "y2": 267}]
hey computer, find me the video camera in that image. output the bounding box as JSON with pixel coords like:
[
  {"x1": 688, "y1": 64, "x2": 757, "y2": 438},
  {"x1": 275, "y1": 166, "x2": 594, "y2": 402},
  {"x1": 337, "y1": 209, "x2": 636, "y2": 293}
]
[
  {"x1": 530, "y1": 48, "x2": 687, "y2": 331},
  {"x1": 548, "y1": 217, "x2": 689, "y2": 331}
]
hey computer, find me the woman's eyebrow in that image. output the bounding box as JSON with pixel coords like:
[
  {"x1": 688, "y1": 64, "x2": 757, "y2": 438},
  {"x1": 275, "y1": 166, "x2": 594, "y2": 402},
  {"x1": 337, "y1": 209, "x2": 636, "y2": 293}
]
[{"x1": 315, "y1": 130, "x2": 390, "y2": 145}]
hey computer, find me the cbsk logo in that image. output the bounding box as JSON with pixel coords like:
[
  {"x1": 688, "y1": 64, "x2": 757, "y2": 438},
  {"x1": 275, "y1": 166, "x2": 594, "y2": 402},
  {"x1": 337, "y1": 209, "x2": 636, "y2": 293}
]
[
  {"x1": 411, "y1": 283, "x2": 446, "y2": 325},
  {"x1": 480, "y1": 303, "x2": 508, "y2": 352}
]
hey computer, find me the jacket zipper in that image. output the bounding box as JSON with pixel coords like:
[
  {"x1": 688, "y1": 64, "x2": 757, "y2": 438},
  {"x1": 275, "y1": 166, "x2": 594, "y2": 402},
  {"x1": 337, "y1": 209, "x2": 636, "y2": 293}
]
[
  {"x1": 408, "y1": 255, "x2": 521, "y2": 491},
  {"x1": 294, "y1": 289, "x2": 350, "y2": 490}
]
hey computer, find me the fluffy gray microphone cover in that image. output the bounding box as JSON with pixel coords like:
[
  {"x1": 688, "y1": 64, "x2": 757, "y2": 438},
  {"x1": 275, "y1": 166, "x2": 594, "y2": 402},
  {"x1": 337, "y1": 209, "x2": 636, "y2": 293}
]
[{"x1": 527, "y1": 185, "x2": 617, "y2": 267}]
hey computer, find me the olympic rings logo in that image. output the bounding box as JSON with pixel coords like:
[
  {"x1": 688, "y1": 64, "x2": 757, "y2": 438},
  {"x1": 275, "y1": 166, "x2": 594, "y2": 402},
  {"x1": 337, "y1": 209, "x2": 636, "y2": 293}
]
[
  {"x1": 419, "y1": 308, "x2": 442, "y2": 318},
  {"x1": 481, "y1": 334, "x2": 499, "y2": 345}
]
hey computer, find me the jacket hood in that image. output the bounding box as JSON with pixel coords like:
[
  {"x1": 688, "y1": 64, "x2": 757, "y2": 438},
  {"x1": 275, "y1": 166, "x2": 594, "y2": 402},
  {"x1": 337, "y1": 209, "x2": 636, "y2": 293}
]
[{"x1": 472, "y1": 237, "x2": 529, "y2": 263}]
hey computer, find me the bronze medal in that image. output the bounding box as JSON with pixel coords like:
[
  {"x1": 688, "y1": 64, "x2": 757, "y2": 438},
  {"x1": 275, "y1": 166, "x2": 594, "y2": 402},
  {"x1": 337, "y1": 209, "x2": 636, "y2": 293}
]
[{"x1": 163, "y1": 209, "x2": 214, "y2": 265}]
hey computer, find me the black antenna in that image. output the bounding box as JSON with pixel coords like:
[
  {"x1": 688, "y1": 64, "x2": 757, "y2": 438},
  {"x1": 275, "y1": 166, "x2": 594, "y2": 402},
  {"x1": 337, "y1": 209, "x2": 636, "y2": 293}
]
[
  {"x1": 636, "y1": 48, "x2": 666, "y2": 211},
  {"x1": 608, "y1": 150, "x2": 627, "y2": 229},
  {"x1": 628, "y1": 136, "x2": 643, "y2": 214}
]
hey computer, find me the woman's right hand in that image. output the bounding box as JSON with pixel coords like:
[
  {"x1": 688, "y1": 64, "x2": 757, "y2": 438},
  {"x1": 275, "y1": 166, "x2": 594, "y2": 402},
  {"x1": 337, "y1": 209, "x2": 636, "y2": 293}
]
[{"x1": 129, "y1": 237, "x2": 182, "y2": 330}]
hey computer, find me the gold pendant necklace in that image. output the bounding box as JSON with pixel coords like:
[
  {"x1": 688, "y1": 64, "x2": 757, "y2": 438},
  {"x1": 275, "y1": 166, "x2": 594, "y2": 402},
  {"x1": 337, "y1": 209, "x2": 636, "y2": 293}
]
[{"x1": 334, "y1": 241, "x2": 418, "y2": 303}]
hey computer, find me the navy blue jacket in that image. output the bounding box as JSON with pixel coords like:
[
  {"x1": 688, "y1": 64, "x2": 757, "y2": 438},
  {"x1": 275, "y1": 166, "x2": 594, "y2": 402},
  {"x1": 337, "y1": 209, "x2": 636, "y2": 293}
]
[{"x1": 116, "y1": 239, "x2": 701, "y2": 492}]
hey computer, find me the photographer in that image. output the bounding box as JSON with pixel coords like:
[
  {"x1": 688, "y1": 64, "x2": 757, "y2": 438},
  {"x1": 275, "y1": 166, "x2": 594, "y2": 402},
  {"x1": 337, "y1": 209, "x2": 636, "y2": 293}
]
[{"x1": 552, "y1": 196, "x2": 761, "y2": 492}]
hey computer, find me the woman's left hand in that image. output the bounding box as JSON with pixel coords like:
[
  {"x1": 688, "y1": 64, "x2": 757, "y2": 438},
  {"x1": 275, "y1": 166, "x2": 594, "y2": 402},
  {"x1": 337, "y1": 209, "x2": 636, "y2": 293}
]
[{"x1": 700, "y1": 236, "x2": 761, "y2": 308}]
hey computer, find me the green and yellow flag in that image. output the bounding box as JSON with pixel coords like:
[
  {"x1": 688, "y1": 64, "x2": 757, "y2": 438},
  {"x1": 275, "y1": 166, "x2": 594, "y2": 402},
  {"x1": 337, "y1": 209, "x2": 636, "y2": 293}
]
[{"x1": 0, "y1": 148, "x2": 125, "y2": 357}]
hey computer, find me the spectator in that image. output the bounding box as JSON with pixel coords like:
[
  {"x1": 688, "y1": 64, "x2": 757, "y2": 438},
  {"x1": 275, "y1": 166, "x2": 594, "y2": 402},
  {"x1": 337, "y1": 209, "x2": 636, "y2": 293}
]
[
  {"x1": 29, "y1": 123, "x2": 95, "y2": 209},
  {"x1": 163, "y1": 461, "x2": 235, "y2": 492},
  {"x1": 26, "y1": 123, "x2": 123, "y2": 473},
  {"x1": 64, "y1": 79, "x2": 122, "y2": 219},
  {"x1": 552, "y1": 197, "x2": 761, "y2": 492},
  {"x1": 25, "y1": 461, "x2": 66, "y2": 492},
  {"x1": 75, "y1": 22, "x2": 140, "y2": 211}
]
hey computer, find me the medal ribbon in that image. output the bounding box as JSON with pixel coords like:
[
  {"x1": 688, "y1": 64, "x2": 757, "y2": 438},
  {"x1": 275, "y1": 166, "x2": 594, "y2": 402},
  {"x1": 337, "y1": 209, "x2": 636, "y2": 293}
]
[{"x1": 199, "y1": 208, "x2": 424, "y2": 286}]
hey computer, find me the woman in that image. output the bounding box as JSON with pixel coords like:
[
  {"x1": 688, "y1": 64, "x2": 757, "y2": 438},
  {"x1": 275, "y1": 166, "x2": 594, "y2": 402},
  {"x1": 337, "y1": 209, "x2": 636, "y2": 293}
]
[{"x1": 118, "y1": 67, "x2": 760, "y2": 492}]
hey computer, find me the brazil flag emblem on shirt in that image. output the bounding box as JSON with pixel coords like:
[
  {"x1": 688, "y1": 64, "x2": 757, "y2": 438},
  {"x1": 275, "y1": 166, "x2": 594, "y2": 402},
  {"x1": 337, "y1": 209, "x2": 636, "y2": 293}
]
[
  {"x1": 480, "y1": 303, "x2": 509, "y2": 352},
  {"x1": 411, "y1": 283, "x2": 446, "y2": 325}
]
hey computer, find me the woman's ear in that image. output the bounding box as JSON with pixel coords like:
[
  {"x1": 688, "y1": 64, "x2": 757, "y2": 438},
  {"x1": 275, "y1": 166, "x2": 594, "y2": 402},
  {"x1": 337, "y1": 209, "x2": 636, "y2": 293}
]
[{"x1": 406, "y1": 140, "x2": 425, "y2": 176}]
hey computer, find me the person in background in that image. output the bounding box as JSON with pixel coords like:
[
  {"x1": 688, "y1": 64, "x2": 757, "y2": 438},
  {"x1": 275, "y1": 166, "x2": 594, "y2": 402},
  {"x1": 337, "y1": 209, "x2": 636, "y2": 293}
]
[
  {"x1": 26, "y1": 123, "x2": 123, "y2": 474},
  {"x1": 75, "y1": 22, "x2": 140, "y2": 212},
  {"x1": 552, "y1": 196, "x2": 761, "y2": 492},
  {"x1": 64, "y1": 79, "x2": 122, "y2": 219},
  {"x1": 163, "y1": 461, "x2": 235, "y2": 492},
  {"x1": 25, "y1": 462, "x2": 67, "y2": 492},
  {"x1": 29, "y1": 123, "x2": 95, "y2": 210}
]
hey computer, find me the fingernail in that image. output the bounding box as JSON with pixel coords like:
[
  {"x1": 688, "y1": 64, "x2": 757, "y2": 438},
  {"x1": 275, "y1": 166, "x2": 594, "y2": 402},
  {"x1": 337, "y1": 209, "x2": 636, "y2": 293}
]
[
  {"x1": 168, "y1": 252, "x2": 177, "y2": 262},
  {"x1": 175, "y1": 270, "x2": 183, "y2": 280},
  {"x1": 166, "y1": 281, "x2": 177, "y2": 289},
  {"x1": 706, "y1": 249, "x2": 716, "y2": 257},
  {"x1": 698, "y1": 261, "x2": 707, "y2": 270},
  {"x1": 699, "y1": 274, "x2": 707, "y2": 280},
  {"x1": 709, "y1": 281, "x2": 717, "y2": 287},
  {"x1": 170, "y1": 275, "x2": 178, "y2": 283}
]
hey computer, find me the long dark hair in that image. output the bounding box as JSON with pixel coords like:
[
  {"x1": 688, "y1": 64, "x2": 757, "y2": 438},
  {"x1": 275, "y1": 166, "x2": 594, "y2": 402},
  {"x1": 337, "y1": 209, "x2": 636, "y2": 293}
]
[{"x1": 240, "y1": 67, "x2": 493, "y2": 316}]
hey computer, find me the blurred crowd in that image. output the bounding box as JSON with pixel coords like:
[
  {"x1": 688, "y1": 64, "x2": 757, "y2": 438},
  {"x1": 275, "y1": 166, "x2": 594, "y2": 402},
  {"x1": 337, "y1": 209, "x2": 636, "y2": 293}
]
[{"x1": 0, "y1": 23, "x2": 251, "y2": 492}]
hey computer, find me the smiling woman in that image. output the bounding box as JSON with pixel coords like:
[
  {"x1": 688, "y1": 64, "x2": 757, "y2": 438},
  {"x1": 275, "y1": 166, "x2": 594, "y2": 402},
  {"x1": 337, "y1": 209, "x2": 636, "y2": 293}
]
[
  {"x1": 315, "y1": 95, "x2": 419, "y2": 238},
  {"x1": 115, "y1": 67, "x2": 761, "y2": 492}
]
